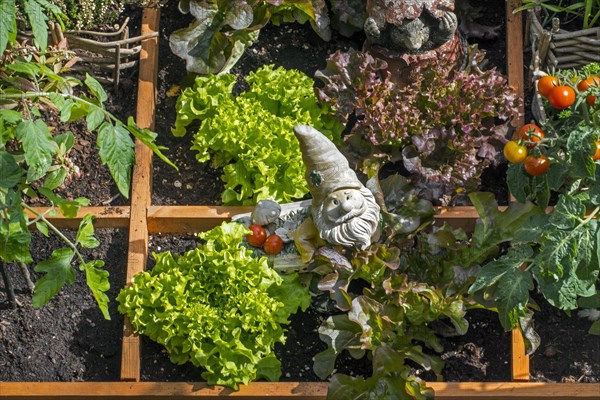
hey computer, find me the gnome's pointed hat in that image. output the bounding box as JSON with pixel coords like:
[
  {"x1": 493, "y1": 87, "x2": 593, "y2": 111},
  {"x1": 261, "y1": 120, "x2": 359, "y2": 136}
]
[{"x1": 294, "y1": 125, "x2": 363, "y2": 204}]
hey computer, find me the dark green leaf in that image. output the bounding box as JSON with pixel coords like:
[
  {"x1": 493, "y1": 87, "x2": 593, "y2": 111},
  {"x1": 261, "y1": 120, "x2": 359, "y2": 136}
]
[
  {"x1": 23, "y1": 0, "x2": 48, "y2": 50},
  {"x1": 82, "y1": 260, "x2": 110, "y2": 319},
  {"x1": 76, "y1": 214, "x2": 99, "y2": 249},
  {"x1": 0, "y1": 0, "x2": 17, "y2": 56},
  {"x1": 125, "y1": 117, "x2": 177, "y2": 170},
  {"x1": 32, "y1": 248, "x2": 75, "y2": 308},
  {"x1": 43, "y1": 168, "x2": 67, "y2": 190},
  {"x1": 0, "y1": 151, "x2": 22, "y2": 188},
  {"x1": 507, "y1": 163, "x2": 529, "y2": 203},
  {"x1": 469, "y1": 244, "x2": 533, "y2": 294},
  {"x1": 38, "y1": 187, "x2": 90, "y2": 217},
  {"x1": 35, "y1": 220, "x2": 49, "y2": 237},
  {"x1": 54, "y1": 131, "x2": 74, "y2": 154},
  {"x1": 0, "y1": 109, "x2": 23, "y2": 124},
  {"x1": 85, "y1": 105, "x2": 105, "y2": 131},
  {"x1": 313, "y1": 348, "x2": 336, "y2": 380},
  {"x1": 84, "y1": 74, "x2": 108, "y2": 102},
  {"x1": 97, "y1": 122, "x2": 135, "y2": 198},
  {"x1": 496, "y1": 267, "x2": 534, "y2": 330},
  {"x1": 17, "y1": 119, "x2": 58, "y2": 182}
]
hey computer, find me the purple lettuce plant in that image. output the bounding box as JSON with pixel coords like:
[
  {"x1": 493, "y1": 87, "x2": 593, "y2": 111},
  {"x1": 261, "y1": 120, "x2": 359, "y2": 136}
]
[{"x1": 316, "y1": 50, "x2": 522, "y2": 204}]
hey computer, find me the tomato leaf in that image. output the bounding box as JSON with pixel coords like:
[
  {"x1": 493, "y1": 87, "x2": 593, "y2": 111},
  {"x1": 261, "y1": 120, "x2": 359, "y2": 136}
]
[
  {"x1": 75, "y1": 214, "x2": 100, "y2": 249},
  {"x1": 0, "y1": 0, "x2": 17, "y2": 56},
  {"x1": 17, "y1": 119, "x2": 58, "y2": 182},
  {"x1": 125, "y1": 117, "x2": 177, "y2": 170},
  {"x1": 32, "y1": 248, "x2": 76, "y2": 308},
  {"x1": 23, "y1": 0, "x2": 47, "y2": 50},
  {"x1": 84, "y1": 73, "x2": 107, "y2": 103},
  {"x1": 97, "y1": 122, "x2": 135, "y2": 198},
  {"x1": 38, "y1": 187, "x2": 90, "y2": 218},
  {"x1": 85, "y1": 104, "x2": 105, "y2": 131},
  {"x1": 82, "y1": 260, "x2": 110, "y2": 320},
  {"x1": 0, "y1": 151, "x2": 22, "y2": 188}
]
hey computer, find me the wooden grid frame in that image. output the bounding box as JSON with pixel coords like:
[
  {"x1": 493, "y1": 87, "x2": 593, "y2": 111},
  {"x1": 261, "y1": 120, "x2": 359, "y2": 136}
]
[{"x1": 1, "y1": 2, "x2": 599, "y2": 398}]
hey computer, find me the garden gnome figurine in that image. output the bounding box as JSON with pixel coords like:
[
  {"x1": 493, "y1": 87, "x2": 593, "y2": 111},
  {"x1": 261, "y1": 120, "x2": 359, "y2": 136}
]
[{"x1": 293, "y1": 125, "x2": 380, "y2": 250}]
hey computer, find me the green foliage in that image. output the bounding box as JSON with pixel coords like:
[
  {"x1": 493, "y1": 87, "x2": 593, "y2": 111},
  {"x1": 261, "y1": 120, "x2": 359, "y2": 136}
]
[
  {"x1": 117, "y1": 222, "x2": 311, "y2": 389},
  {"x1": 172, "y1": 64, "x2": 343, "y2": 205},
  {"x1": 0, "y1": 55, "x2": 174, "y2": 318},
  {"x1": 484, "y1": 65, "x2": 599, "y2": 341},
  {"x1": 306, "y1": 180, "x2": 546, "y2": 398},
  {"x1": 0, "y1": 0, "x2": 66, "y2": 56},
  {"x1": 169, "y1": 0, "x2": 331, "y2": 74},
  {"x1": 515, "y1": 0, "x2": 600, "y2": 29}
]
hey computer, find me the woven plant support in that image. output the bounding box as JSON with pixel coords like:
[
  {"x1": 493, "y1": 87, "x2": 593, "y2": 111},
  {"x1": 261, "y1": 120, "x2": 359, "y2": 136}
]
[{"x1": 19, "y1": 17, "x2": 159, "y2": 91}]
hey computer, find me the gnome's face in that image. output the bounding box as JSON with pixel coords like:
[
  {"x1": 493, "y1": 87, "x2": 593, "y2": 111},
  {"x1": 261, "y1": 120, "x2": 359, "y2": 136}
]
[
  {"x1": 293, "y1": 124, "x2": 381, "y2": 250},
  {"x1": 323, "y1": 189, "x2": 368, "y2": 225}
]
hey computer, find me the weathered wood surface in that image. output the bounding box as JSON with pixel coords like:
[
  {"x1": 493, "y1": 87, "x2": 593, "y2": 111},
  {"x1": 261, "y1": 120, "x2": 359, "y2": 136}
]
[
  {"x1": 1, "y1": 382, "x2": 599, "y2": 399},
  {"x1": 120, "y1": 6, "x2": 160, "y2": 383},
  {"x1": 26, "y1": 206, "x2": 130, "y2": 229},
  {"x1": 506, "y1": 0, "x2": 530, "y2": 382}
]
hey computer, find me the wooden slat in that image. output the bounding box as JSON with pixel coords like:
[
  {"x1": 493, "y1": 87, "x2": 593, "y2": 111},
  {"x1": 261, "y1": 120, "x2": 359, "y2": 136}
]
[
  {"x1": 26, "y1": 206, "x2": 130, "y2": 229},
  {"x1": 1, "y1": 382, "x2": 598, "y2": 399},
  {"x1": 120, "y1": 6, "x2": 160, "y2": 383},
  {"x1": 506, "y1": 0, "x2": 526, "y2": 126},
  {"x1": 146, "y1": 205, "x2": 487, "y2": 234},
  {"x1": 506, "y1": 0, "x2": 530, "y2": 382}
]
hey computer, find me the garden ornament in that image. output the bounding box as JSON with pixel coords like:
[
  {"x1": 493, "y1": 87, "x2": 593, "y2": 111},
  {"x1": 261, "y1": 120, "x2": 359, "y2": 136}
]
[
  {"x1": 293, "y1": 124, "x2": 380, "y2": 250},
  {"x1": 251, "y1": 199, "x2": 281, "y2": 226},
  {"x1": 364, "y1": 0, "x2": 458, "y2": 53},
  {"x1": 363, "y1": 0, "x2": 463, "y2": 85}
]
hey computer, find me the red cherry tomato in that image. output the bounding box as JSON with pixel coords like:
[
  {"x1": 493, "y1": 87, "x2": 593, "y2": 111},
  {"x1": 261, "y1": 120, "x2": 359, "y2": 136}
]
[
  {"x1": 524, "y1": 154, "x2": 550, "y2": 176},
  {"x1": 593, "y1": 141, "x2": 600, "y2": 161},
  {"x1": 504, "y1": 141, "x2": 527, "y2": 163},
  {"x1": 537, "y1": 76, "x2": 559, "y2": 98},
  {"x1": 577, "y1": 76, "x2": 599, "y2": 107},
  {"x1": 548, "y1": 86, "x2": 576, "y2": 109},
  {"x1": 517, "y1": 124, "x2": 545, "y2": 148},
  {"x1": 263, "y1": 234, "x2": 283, "y2": 255},
  {"x1": 246, "y1": 224, "x2": 267, "y2": 247}
]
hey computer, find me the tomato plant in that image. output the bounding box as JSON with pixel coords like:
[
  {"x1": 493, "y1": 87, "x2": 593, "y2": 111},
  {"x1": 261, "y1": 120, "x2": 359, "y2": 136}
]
[
  {"x1": 524, "y1": 154, "x2": 550, "y2": 176},
  {"x1": 517, "y1": 124, "x2": 545, "y2": 148},
  {"x1": 246, "y1": 224, "x2": 267, "y2": 247},
  {"x1": 263, "y1": 234, "x2": 283, "y2": 255},
  {"x1": 537, "y1": 75, "x2": 559, "y2": 98},
  {"x1": 548, "y1": 85, "x2": 576, "y2": 109},
  {"x1": 504, "y1": 141, "x2": 527, "y2": 163},
  {"x1": 577, "y1": 76, "x2": 600, "y2": 107}
]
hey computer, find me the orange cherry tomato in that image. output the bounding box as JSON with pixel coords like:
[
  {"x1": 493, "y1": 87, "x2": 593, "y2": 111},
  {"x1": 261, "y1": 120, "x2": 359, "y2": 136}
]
[
  {"x1": 517, "y1": 124, "x2": 545, "y2": 148},
  {"x1": 537, "y1": 76, "x2": 559, "y2": 98},
  {"x1": 593, "y1": 141, "x2": 600, "y2": 161},
  {"x1": 263, "y1": 234, "x2": 283, "y2": 255},
  {"x1": 524, "y1": 154, "x2": 550, "y2": 176},
  {"x1": 577, "y1": 76, "x2": 600, "y2": 92},
  {"x1": 578, "y1": 76, "x2": 599, "y2": 107},
  {"x1": 246, "y1": 224, "x2": 267, "y2": 247},
  {"x1": 548, "y1": 86, "x2": 576, "y2": 109},
  {"x1": 504, "y1": 141, "x2": 527, "y2": 163}
]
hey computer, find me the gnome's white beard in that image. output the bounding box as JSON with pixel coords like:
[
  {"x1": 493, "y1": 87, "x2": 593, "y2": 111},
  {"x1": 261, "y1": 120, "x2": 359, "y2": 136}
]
[{"x1": 312, "y1": 187, "x2": 380, "y2": 250}]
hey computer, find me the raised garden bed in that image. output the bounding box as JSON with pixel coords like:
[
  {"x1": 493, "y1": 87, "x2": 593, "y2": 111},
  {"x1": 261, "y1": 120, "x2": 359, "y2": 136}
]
[{"x1": 1, "y1": 2, "x2": 599, "y2": 399}]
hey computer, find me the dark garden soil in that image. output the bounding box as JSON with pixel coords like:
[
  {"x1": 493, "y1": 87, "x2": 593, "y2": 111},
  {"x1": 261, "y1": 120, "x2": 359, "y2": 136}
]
[{"x1": 0, "y1": 0, "x2": 598, "y2": 389}]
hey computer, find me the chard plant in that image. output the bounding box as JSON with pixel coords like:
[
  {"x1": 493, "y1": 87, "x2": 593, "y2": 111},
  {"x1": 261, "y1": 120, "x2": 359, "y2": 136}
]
[
  {"x1": 0, "y1": 49, "x2": 174, "y2": 318},
  {"x1": 172, "y1": 64, "x2": 343, "y2": 205},
  {"x1": 117, "y1": 222, "x2": 311, "y2": 389},
  {"x1": 315, "y1": 49, "x2": 521, "y2": 205},
  {"x1": 307, "y1": 174, "x2": 546, "y2": 398}
]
